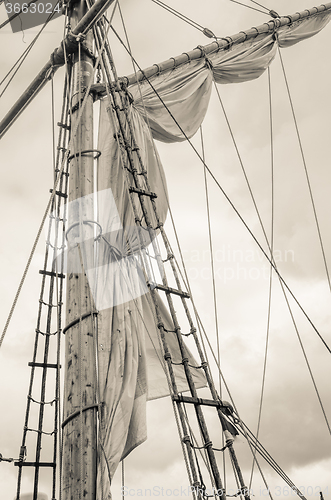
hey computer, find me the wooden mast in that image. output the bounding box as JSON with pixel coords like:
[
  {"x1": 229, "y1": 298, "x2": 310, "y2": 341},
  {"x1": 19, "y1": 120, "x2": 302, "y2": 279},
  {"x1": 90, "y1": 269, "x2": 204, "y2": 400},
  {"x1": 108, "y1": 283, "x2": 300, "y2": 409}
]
[{"x1": 62, "y1": 1, "x2": 97, "y2": 498}]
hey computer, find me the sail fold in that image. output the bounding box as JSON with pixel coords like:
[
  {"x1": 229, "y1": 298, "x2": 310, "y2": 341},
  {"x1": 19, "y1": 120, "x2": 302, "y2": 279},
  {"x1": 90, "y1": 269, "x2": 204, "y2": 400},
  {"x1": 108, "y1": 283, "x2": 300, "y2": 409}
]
[{"x1": 277, "y1": 11, "x2": 331, "y2": 47}]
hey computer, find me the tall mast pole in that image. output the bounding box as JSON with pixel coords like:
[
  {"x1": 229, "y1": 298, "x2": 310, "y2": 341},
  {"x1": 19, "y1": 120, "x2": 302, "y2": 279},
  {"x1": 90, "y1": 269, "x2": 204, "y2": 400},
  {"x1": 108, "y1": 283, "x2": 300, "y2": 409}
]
[{"x1": 62, "y1": 1, "x2": 97, "y2": 498}]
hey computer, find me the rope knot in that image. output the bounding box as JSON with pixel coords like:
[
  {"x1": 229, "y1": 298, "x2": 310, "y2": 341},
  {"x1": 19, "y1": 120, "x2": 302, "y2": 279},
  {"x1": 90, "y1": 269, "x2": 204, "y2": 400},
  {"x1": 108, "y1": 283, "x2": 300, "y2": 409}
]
[
  {"x1": 182, "y1": 435, "x2": 191, "y2": 444},
  {"x1": 76, "y1": 33, "x2": 86, "y2": 43}
]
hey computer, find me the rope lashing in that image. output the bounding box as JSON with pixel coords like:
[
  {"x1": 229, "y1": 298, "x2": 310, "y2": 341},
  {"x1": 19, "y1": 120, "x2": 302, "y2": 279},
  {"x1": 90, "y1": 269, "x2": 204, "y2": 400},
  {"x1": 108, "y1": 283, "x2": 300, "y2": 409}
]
[
  {"x1": 0, "y1": 453, "x2": 14, "y2": 463},
  {"x1": 196, "y1": 45, "x2": 213, "y2": 70},
  {"x1": 163, "y1": 253, "x2": 174, "y2": 262},
  {"x1": 35, "y1": 329, "x2": 57, "y2": 336}
]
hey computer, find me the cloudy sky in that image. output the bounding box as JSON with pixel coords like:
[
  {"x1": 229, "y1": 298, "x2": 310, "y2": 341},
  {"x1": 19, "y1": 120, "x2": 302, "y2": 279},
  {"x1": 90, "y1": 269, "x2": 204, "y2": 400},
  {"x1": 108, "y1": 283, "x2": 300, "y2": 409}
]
[{"x1": 0, "y1": 0, "x2": 331, "y2": 499}]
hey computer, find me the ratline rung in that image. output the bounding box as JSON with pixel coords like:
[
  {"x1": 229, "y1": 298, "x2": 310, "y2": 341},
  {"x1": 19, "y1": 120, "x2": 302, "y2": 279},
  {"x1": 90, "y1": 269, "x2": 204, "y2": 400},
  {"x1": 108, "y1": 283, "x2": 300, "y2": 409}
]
[
  {"x1": 129, "y1": 187, "x2": 158, "y2": 198},
  {"x1": 39, "y1": 270, "x2": 65, "y2": 279},
  {"x1": 28, "y1": 362, "x2": 60, "y2": 369},
  {"x1": 152, "y1": 283, "x2": 190, "y2": 299},
  {"x1": 173, "y1": 395, "x2": 220, "y2": 408},
  {"x1": 49, "y1": 188, "x2": 68, "y2": 198},
  {"x1": 57, "y1": 121, "x2": 70, "y2": 130},
  {"x1": 55, "y1": 168, "x2": 69, "y2": 176},
  {"x1": 14, "y1": 461, "x2": 56, "y2": 468}
]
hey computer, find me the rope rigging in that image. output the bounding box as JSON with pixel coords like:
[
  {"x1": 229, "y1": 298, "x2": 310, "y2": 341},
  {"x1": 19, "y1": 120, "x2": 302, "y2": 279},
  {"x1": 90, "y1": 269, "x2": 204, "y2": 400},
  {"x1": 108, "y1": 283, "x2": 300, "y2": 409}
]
[
  {"x1": 2, "y1": 2, "x2": 330, "y2": 498},
  {"x1": 249, "y1": 66, "x2": 274, "y2": 490},
  {"x1": 108, "y1": 13, "x2": 331, "y2": 496},
  {"x1": 0, "y1": 14, "x2": 53, "y2": 96},
  {"x1": 212, "y1": 55, "x2": 331, "y2": 438},
  {"x1": 109, "y1": 24, "x2": 331, "y2": 358},
  {"x1": 227, "y1": 0, "x2": 269, "y2": 16},
  {"x1": 112, "y1": 8, "x2": 325, "y2": 499},
  {"x1": 150, "y1": 0, "x2": 217, "y2": 38}
]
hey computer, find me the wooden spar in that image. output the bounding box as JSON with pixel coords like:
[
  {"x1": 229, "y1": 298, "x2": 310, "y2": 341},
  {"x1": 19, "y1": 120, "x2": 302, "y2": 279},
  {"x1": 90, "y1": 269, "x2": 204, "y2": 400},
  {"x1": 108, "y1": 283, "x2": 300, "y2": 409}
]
[
  {"x1": 120, "y1": 2, "x2": 331, "y2": 86},
  {"x1": 61, "y1": 1, "x2": 97, "y2": 499},
  {"x1": 0, "y1": 0, "x2": 116, "y2": 140}
]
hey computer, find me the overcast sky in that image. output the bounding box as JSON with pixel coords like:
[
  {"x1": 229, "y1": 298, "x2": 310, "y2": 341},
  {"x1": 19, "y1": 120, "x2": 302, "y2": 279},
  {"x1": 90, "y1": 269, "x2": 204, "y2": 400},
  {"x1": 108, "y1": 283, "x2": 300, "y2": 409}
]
[{"x1": 0, "y1": 0, "x2": 331, "y2": 499}]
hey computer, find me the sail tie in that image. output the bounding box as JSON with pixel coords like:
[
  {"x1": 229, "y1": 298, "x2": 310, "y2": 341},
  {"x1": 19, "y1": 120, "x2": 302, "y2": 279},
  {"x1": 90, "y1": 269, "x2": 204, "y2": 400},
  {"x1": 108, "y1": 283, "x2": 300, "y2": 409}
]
[{"x1": 196, "y1": 45, "x2": 213, "y2": 70}]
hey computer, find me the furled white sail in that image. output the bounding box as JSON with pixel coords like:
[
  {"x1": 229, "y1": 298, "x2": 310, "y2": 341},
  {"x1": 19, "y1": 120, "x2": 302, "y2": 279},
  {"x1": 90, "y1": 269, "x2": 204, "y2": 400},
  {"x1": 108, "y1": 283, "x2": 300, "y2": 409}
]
[{"x1": 127, "y1": 10, "x2": 331, "y2": 143}]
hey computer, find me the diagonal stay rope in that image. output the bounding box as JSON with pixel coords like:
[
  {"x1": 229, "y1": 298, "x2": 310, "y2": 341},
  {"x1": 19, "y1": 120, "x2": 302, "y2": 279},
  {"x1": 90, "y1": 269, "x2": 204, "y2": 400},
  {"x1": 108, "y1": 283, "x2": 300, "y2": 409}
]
[
  {"x1": 228, "y1": 0, "x2": 268, "y2": 16},
  {"x1": 214, "y1": 63, "x2": 331, "y2": 437},
  {"x1": 151, "y1": 0, "x2": 205, "y2": 33},
  {"x1": 249, "y1": 65, "x2": 274, "y2": 490}
]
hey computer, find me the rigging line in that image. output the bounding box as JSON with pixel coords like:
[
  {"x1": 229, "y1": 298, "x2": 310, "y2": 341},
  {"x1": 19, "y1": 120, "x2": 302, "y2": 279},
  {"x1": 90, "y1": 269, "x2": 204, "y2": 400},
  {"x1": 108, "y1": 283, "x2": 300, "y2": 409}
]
[
  {"x1": 284, "y1": 284, "x2": 331, "y2": 435},
  {"x1": 187, "y1": 300, "x2": 295, "y2": 498},
  {"x1": 111, "y1": 19, "x2": 330, "y2": 480},
  {"x1": 97, "y1": 32, "x2": 206, "y2": 494},
  {"x1": 227, "y1": 0, "x2": 268, "y2": 16},
  {"x1": 116, "y1": 1, "x2": 176, "y2": 288},
  {"x1": 113, "y1": 5, "x2": 220, "y2": 403},
  {"x1": 238, "y1": 422, "x2": 306, "y2": 495},
  {"x1": 77, "y1": 41, "x2": 84, "y2": 500},
  {"x1": 213, "y1": 81, "x2": 273, "y2": 270},
  {"x1": 51, "y1": 78, "x2": 56, "y2": 174},
  {"x1": 200, "y1": 126, "x2": 221, "y2": 395},
  {"x1": 194, "y1": 311, "x2": 275, "y2": 497},
  {"x1": 122, "y1": 460, "x2": 125, "y2": 497},
  {"x1": 55, "y1": 81, "x2": 70, "y2": 500},
  {"x1": 0, "y1": 22, "x2": 106, "y2": 349},
  {"x1": 0, "y1": 9, "x2": 56, "y2": 97},
  {"x1": 200, "y1": 125, "x2": 227, "y2": 490},
  {"x1": 110, "y1": 25, "x2": 331, "y2": 356},
  {"x1": 278, "y1": 47, "x2": 331, "y2": 295},
  {"x1": 240, "y1": 419, "x2": 305, "y2": 492},
  {"x1": 92, "y1": 45, "x2": 168, "y2": 380},
  {"x1": 107, "y1": 35, "x2": 331, "y2": 480},
  {"x1": 248, "y1": 0, "x2": 269, "y2": 12},
  {"x1": 214, "y1": 67, "x2": 331, "y2": 438},
  {"x1": 98, "y1": 219, "x2": 195, "y2": 495},
  {"x1": 249, "y1": 66, "x2": 274, "y2": 491},
  {"x1": 113, "y1": 29, "x2": 331, "y2": 474},
  {"x1": 150, "y1": 0, "x2": 205, "y2": 33}
]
